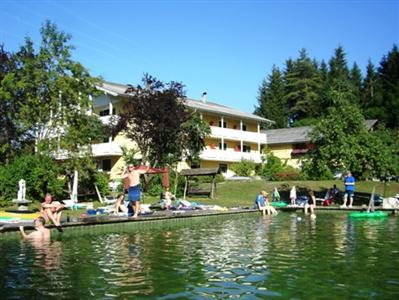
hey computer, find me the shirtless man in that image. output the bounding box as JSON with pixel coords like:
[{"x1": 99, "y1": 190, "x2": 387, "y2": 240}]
[
  {"x1": 123, "y1": 163, "x2": 150, "y2": 217},
  {"x1": 40, "y1": 193, "x2": 64, "y2": 231},
  {"x1": 19, "y1": 217, "x2": 51, "y2": 240}
]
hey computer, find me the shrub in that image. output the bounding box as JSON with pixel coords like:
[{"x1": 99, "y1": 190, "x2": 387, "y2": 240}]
[
  {"x1": 231, "y1": 159, "x2": 256, "y2": 177},
  {"x1": 0, "y1": 154, "x2": 64, "y2": 207},
  {"x1": 257, "y1": 153, "x2": 284, "y2": 181}
]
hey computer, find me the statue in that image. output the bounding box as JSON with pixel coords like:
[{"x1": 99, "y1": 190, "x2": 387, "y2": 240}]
[{"x1": 17, "y1": 179, "x2": 26, "y2": 201}]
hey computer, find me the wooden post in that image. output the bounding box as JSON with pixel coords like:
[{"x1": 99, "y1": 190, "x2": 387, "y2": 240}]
[
  {"x1": 183, "y1": 176, "x2": 188, "y2": 200},
  {"x1": 211, "y1": 175, "x2": 216, "y2": 199}
]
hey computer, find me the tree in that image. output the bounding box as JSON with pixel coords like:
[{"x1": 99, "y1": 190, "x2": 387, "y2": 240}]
[
  {"x1": 283, "y1": 49, "x2": 321, "y2": 125},
  {"x1": 350, "y1": 62, "x2": 363, "y2": 105},
  {"x1": 361, "y1": 60, "x2": 384, "y2": 120},
  {"x1": 0, "y1": 21, "x2": 105, "y2": 189},
  {"x1": 0, "y1": 45, "x2": 21, "y2": 164},
  {"x1": 378, "y1": 45, "x2": 399, "y2": 128},
  {"x1": 110, "y1": 74, "x2": 210, "y2": 168},
  {"x1": 254, "y1": 65, "x2": 287, "y2": 128},
  {"x1": 303, "y1": 91, "x2": 392, "y2": 180}
]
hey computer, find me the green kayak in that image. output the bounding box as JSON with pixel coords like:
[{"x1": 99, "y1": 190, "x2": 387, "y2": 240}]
[
  {"x1": 349, "y1": 211, "x2": 388, "y2": 218},
  {"x1": 271, "y1": 201, "x2": 288, "y2": 207}
]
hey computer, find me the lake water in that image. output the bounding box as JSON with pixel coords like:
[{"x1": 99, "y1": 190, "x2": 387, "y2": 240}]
[{"x1": 1, "y1": 212, "x2": 398, "y2": 299}]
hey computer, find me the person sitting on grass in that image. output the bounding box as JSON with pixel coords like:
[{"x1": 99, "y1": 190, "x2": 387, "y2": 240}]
[
  {"x1": 19, "y1": 217, "x2": 51, "y2": 240},
  {"x1": 40, "y1": 193, "x2": 63, "y2": 232}
]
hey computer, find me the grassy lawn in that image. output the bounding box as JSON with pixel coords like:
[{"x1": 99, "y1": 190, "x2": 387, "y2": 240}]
[{"x1": 19, "y1": 179, "x2": 399, "y2": 219}]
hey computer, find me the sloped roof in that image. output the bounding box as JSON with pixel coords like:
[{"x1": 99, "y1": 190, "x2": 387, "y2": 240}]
[
  {"x1": 264, "y1": 120, "x2": 379, "y2": 145},
  {"x1": 97, "y1": 81, "x2": 273, "y2": 124},
  {"x1": 265, "y1": 126, "x2": 313, "y2": 145}
]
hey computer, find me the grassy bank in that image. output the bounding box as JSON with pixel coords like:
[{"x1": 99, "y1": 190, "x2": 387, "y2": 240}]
[{"x1": 177, "y1": 179, "x2": 399, "y2": 208}]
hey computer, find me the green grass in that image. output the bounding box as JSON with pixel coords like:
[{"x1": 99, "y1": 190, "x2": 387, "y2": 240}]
[{"x1": 179, "y1": 179, "x2": 399, "y2": 208}]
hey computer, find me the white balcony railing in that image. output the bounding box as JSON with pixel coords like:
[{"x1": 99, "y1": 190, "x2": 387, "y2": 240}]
[
  {"x1": 99, "y1": 115, "x2": 119, "y2": 125},
  {"x1": 200, "y1": 149, "x2": 264, "y2": 163},
  {"x1": 210, "y1": 126, "x2": 266, "y2": 144},
  {"x1": 92, "y1": 142, "x2": 123, "y2": 157}
]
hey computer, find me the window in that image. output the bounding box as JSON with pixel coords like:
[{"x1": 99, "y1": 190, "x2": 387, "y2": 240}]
[
  {"x1": 219, "y1": 163, "x2": 228, "y2": 173},
  {"x1": 97, "y1": 159, "x2": 112, "y2": 172},
  {"x1": 99, "y1": 108, "x2": 116, "y2": 116},
  {"x1": 218, "y1": 120, "x2": 227, "y2": 128},
  {"x1": 102, "y1": 136, "x2": 112, "y2": 143},
  {"x1": 191, "y1": 162, "x2": 200, "y2": 169},
  {"x1": 242, "y1": 124, "x2": 247, "y2": 131},
  {"x1": 243, "y1": 145, "x2": 251, "y2": 153},
  {"x1": 219, "y1": 142, "x2": 227, "y2": 150},
  {"x1": 101, "y1": 159, "x2": 112, "y2": 172}
]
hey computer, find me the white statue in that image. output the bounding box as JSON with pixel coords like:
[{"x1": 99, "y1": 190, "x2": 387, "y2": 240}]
[{"x1": 17, "y1": 179, "x2": 26, "y2": 201}]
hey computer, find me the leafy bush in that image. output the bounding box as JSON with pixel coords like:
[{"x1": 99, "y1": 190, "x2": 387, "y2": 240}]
[
  {"x1": 257, "y1": 153, "x2": 284, "y2": 181},
  {"x1": 0, "y1": 154, "x2": 64, "y2": 207},
  {"x1": 276, "y1": 166, "x2": 303, "y2": 181},
  {"x1": 231, "y1": 159, "x2": 256, "y2": 177}
]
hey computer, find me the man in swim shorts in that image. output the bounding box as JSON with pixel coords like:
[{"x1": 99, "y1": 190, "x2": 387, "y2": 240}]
[{"x1": 123, "y1": 163, "x2": 150, "y2": 217}]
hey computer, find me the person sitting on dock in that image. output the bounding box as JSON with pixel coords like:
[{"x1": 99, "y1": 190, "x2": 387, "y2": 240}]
[
  {"x1": 114, "y1": 193, "x2": 128, "y2": 214},
  {"x1": 19, "y1": 217, "x2": 51, "y2": 240},
  {"x1": 255, "y1": 191, "x2": 278, "y2": 216},
  {"x1": 40, "y1": 193, "x2": 63, "y2": 231},
  {"x1": 305, "y1": 190, "x2": 316, "y2": 218},
  {"x1": 163, "y1": 187, "x2": 175, "y2": 210}
]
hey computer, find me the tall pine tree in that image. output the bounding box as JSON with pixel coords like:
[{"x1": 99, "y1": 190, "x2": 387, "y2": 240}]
[
  {"x1": 378, "y1": 45, "x2": 399, "y2": 128},
  {"x1": 254, "y1": 65, "x2": 287, "y2": 128}
]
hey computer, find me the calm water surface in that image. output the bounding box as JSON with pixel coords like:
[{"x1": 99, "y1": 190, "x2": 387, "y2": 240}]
[{"x1": 1, "y1": 212, "x2": 398, "y2": 299}]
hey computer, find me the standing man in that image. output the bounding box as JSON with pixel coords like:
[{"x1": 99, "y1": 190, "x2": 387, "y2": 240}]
[
  {"x1": 123, "y1": 163, "x2": 150, "y2": 218},
  {"x1": 341, "y1": 171, "x2": 355, "y2": 208}
]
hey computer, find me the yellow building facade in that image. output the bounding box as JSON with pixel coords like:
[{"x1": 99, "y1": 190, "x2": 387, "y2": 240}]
[{"x1": 92, "y1": 81, "x2": 273, "y2": 179}]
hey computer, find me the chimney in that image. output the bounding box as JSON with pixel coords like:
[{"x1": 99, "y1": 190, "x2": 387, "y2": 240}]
[{"x1": 201, "y1": 92, "x2": 207, "y2": 103}]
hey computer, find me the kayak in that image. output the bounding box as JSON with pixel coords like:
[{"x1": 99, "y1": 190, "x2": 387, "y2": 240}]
[{"x1": 349, "y1": 211, "x2": 388, "y2": 218}]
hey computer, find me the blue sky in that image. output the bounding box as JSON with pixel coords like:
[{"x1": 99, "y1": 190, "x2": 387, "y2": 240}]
[{"x1": 0, "y1": 0, "x2": 398, "y2": 113}]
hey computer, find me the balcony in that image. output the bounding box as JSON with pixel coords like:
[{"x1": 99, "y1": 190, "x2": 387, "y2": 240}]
[
  {"x1": 92, "y1": 142, "x2": 123, "y2": 157},
  {"x1": 200, "y1": 149, "x2": 264, "y2": 163},
  {"x1": 99, "y1": 115, "x2": 119, "y2": 125},
  {"x1": 210, "y1": 126, "x2": 266, "y2": 144}
]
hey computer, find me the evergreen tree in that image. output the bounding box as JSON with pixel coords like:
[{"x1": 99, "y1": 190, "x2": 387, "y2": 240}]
[
  {"x1": 378, "y1": 45, "x2": 399, "y2": 128},
  {"x1": 283, "y1": 49, "x2": 321, "y2": 125},
  {"x1": 350, "y1": 62, "x2": 362, "y2": 105},
  {"x1": 361, "y1": 60, "x2": 384, "y2": 120},
  {"x1": 254, "y1": 65, "x2": 287, "y2": 128}
]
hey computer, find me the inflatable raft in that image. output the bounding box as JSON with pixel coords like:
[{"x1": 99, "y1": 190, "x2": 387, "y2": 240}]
[
  {"x1": 0, "y1": 211, "x2": 40, "y2": 223},
  {"x1": 349, "y1": 211, "x2": 388, "y2": 218},
  {"x1": 271, "y1": 201, "x2": 288, "y2": 207}
]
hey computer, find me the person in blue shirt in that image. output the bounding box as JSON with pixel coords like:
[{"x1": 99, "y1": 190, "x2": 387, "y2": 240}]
[
  {"x1": 255, "y1": 191, "x2": 268, "y2": 216},
  {"x1": 255, "y1": 191, "x2": 278, "y2": 216},
  {"x1": 341, "y1": 171, "x2": 355, "y2": 208}
]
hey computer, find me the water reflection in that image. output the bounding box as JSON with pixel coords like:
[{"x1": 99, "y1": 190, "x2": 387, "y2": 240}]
[{"x1": 1, "y1": 213, "x2": 398, "y2": 299}]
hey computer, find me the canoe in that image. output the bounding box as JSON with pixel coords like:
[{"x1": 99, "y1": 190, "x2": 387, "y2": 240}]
[{"x1": 349, "y1": 211, "x2": 388, "y2": 218}]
